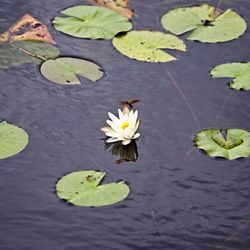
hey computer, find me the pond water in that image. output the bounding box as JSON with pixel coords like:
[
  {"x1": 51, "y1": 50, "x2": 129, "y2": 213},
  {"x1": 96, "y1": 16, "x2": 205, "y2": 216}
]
[{"x1": 0, "y1": 0, "x2": 250, "y2": 249}]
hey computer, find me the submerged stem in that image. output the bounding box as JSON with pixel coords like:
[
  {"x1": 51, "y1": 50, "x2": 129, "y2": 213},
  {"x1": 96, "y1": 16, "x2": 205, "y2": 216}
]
[
  {"x1": 163, "y1": 65, "x2": 202, "y2": 128},
  {"x1": 217, "y1": 219, "x2": 250, "y2": 248},
  {"x1": 16, "y1": 46, "x2": 47, "y2": 61},
  {"x1": 213, "y1": 92, "x2": 233, "y2": 126},
  {"x1": 216, "y1": 0, "x2": 225, "y2": 10}
]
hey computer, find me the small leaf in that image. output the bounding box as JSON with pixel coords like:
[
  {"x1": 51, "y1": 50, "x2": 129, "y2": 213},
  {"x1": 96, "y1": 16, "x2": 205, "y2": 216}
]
[
  {"x1": 90, "y1": 0, "x2": 134, "y2": 19},
  {"x1": 161, "y1": 4, "x2": 247, "y2": 43},
  {"x1": 0, "y1": 14, "x2": 55, "y2": 44},
  {"x1": 112, "y1": 30, "x2": 186, "y2": 63},
  {"x1": 211, "y1": 62, "x2": 250, "y2": 90},
  {"x1": 40, "y1": 57, "x2": 103, "y2": 85},
  {"x1": 195, "y1": 128, "x2": 250, "y2": 160},
  {"x1": 0, "y1": 41, "x2": 60, "y2": 69},
  {"x1": 53, "y1": 5, "x2": 132, "y2": 40},
  {"x1": 56, "y1": 170, "x2": 130, "y2": 207},
  {"x1": 0, "y1": 121, "x2": 29, "y2": 160}
]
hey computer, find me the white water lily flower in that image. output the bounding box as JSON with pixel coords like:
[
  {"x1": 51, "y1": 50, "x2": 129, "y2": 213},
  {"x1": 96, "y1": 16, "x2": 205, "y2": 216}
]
[{"x1": 101, "y1": 107, "x2": 140, "y2": 146}]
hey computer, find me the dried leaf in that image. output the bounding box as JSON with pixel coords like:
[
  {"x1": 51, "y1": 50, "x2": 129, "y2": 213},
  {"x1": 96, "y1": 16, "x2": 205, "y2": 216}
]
[
  {"x1": 90, "y1": 0, "x2": 133, "y2": 19},
  {"x1": 0, "y1": 14, "x2": 55, "y2": 44}
]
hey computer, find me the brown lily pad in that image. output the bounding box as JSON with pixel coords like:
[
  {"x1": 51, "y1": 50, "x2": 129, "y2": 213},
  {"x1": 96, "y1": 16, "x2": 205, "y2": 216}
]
[
  {"x1": 0, "y1": 14, "x2": 55, "y2": 44},
  {"x1": 89, "y1": 0, "x2": 134, "y2": 19}
]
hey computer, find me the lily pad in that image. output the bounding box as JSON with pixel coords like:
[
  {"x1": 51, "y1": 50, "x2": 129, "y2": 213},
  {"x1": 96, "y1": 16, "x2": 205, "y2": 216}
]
[
  {"x1": 53, "y1": 5, "x2": 132, "y2": 40},
  {"x1": 0, "y1": 121, "x2": 29, "y2": 160},
  {"x1": 40, "y1": 57, "x2": 103, "y2": 85},
  {"x1": 112, "y1": 30, "x2": 186, "y2": 62},
  {"x1": 194, "y1": 128, "x2": 250, "y2": 160},
  {"x1": 161, "y1": 4, "x2": 247, "y2": 43},
  {"x1": 56, "y1": 170, "x2": 129, "y2": 207},
  {"x1": 0, "y1": 41, "x2": 60, "y2": 69},
  {"x1": 211, "y1": 62, "x2": 250, "y2": 90}
]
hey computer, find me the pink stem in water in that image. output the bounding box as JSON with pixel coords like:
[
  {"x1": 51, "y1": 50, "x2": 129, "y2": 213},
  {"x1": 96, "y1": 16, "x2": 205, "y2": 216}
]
[
  {"x1": 164, "y1": 65, "x2": 202, "y2": 129},
  {"x1": 217, "y1": 219, "x2": 250, "y2": 248},
  {"x1": 213, "y1": 92, "x2": 233, "y2": 127}
]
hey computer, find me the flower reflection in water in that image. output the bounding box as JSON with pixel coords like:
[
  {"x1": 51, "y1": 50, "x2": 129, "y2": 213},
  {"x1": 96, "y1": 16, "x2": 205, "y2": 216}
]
[{"x1": 105, "y1": 139, "x2": 138, "y2": 164}]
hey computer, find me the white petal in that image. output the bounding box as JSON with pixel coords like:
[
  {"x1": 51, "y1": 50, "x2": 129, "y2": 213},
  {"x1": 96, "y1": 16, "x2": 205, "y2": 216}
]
[
  {"x1": 135, "y1": 120, "x2": 140, "y2": 131},
  {"x1": 101, "y1": 126, "x2": 113, "y2": 133},
  {"x1": 118, "y1": 109, "x2": 124, "y2": 119},
  {"x1": 106, "y1": 138, "x2": 120, "y2": 143},
  {"x1": 133, "y1": 133, "x2": 140, "y2": 139},
  {"x1": 108, "y1": 112, "x2": 119, "y2": 123},
  {"x1": 106, "y1": 131, "x2": 120, "y2": 138},
  {"x1": 106, "y1": 120, "x2": 120, "y2": 133},
  {"x1": 122, "y1": 139, "x2": 131, "y2": 145},
  {"x1": 133, "y1": 110, "x2": 138, "y2": 127}
]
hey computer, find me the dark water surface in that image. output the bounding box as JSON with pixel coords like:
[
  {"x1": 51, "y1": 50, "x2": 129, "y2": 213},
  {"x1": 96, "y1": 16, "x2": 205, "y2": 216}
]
[{"x1": 0, "y1": 0, "x2": 250, "y2": 249}]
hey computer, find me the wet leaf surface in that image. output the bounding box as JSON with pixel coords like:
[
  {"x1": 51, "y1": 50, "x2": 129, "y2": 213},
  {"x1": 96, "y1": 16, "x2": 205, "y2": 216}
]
[
  {"x1": 0, "y1": 41, "x2": 60, "y2": 69},
  {"x1": 0, "y1": 121, "x2": 29, "y2": 160},
  {"x1": 211, "y1": 62, "x2": 250, "y2": 90},
  {"x1": 56, "y1": 170, "x2": 129, "y2": 207},
  {"x1": 161, "y1": 4, "x2": 247, "y2": 43},
  {"x1": 53, "y1": 5, "x2": 132, "y2": 40},
  {"x1": 195, "y1": 128, "x2": 250, "y2": 160},
  {"x1": 40, "y1": 57, "x2": 103, "y2": 85},
  {"x1": 112, "y1": 30, "x2": 186, "y2": 62}
]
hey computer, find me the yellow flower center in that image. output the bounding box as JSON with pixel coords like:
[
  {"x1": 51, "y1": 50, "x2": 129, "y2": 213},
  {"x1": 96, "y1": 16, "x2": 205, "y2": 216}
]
[{"x1": 121, "y1": 121, "x2": 129, "y2": 130}]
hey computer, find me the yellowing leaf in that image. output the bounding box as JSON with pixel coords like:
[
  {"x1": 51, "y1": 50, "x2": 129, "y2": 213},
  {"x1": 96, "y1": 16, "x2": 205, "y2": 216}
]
[
  {"x1": 0, "y1": 14, "x2": 55, "y2": 44},
  {"x1": 90, "y1": 0, "x2": 133, "y2": 19}
]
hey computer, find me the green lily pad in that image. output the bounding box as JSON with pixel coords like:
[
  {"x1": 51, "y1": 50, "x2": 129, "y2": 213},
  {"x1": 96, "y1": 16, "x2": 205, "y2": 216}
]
[
  {"x1": 0, "y1": 41, "x2": 60, "y2": 69},
  {"x1": 56, "y1": 170, "x2": 129, "y2": 207},
  {"x1": 40, "y1": 57, "x2": 103, "y2": 85},
  {"x1": 194, "y1": 128, "x2": 250, "y2": 160},
  {"x1": 211, "y1": 62, "x2": 250, "y2": 90},
  {"x1": 112, "y1": 30, "x2": 186, "y2": 62},
  {"x1": 0, "y1": 121, "x2": 29, "y2": 159},
  {"x1": 53, "y1": 5, "x2": 132, "y2": 40},
  {"x1": 161, "y1": 4, "x2": 247, "y2": 43}
]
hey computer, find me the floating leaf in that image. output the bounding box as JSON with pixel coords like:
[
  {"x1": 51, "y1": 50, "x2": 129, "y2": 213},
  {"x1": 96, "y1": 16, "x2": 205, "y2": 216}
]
[
  {"x1": 0, "y1": 121, "x2": 29, "y2": 160},
  {"x1": 211, "y1": 62, "x2": 250, "y2": 90},
  {"x1": 56, "y1": 170, "x2": 129, "y2": 207},
  {"x1": 161, "y1": 4, "x2": 247, "y2": 43},
  {"x1": 195, "y1": 128, "x2": 250, "y2": 160},
  {"x1": 53, "y1": 5, "x2": 132, "y2": 40},
  {"x1": 112, "y1": 30, "x2": 186, "y2": 62},
  {"x1": 90, "y1": 0, "x2": 134, "y2": 19},
  {"x1": 40, "y1": 57, "x2": 103, "y2": 85},
  {"x1": 0, "y1": 14, "x2": 55, "y2": 44},
  {"x1": 0, "y1": 41, "x2": 60, "y2": 69}
]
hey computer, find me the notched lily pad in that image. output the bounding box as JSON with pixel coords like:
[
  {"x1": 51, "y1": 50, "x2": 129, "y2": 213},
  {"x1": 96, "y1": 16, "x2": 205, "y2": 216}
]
[
  {"x1": 0, "y1": 14, "x2": 55, "y2": 44},
  {"x1": 53, "y1": 5, "x2": 132, "y2": 40},
  {"x1": 161, "y1": 4, "x2": 247, "y2": 43},
  {"x1": 0, "y1": 41, "x2": 60, "y2": 69},
  {"x1": 40, "y1": 57, "x2": 103, "y2": 85},
  {"x1": 56, "y1": 170, "x2": 129, "y2": 207},
  {"x1": 194, "y1": 128, "x2": 250, "y2": 160},
  {"x1": 211, "y1": 62, "x2": 250, "y2": 90},
  {"x1": 0, "y1": 121, "x2": 29, "y2": 160},
  {"x1": 112, "y1": 30, "x2": 186, "y2": 62}
]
